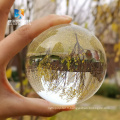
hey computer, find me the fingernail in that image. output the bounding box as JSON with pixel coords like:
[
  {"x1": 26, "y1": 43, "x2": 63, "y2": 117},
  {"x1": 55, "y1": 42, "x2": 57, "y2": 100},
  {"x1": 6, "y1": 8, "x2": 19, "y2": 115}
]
[{"x1": 61, "y1": 15, "x2": 72, "y2": 19}]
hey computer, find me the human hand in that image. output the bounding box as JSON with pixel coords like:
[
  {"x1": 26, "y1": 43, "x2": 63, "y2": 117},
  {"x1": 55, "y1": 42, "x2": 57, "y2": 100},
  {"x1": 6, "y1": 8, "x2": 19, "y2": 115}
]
[{"x1": 0, "y1": 0, "x2": 75, "y2": 119}]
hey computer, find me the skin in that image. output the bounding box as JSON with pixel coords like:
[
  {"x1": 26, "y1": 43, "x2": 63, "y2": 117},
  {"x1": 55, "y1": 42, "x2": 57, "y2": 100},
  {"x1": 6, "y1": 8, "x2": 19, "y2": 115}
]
[{"x1": 0, "y1": 0, "x2": 75, "y2": 119}]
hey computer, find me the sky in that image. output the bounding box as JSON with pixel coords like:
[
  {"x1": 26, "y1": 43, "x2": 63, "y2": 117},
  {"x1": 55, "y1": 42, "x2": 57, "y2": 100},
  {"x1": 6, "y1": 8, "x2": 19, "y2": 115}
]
[
  {"x1": 56, "y1": 0, "x2": 112, "y2": 15},
  {"x1": 6, "y1": 0, "x2": 114, "y2": 34},
  {"x1": 14, "y1": 0, "x2": 112, "y2": 15}
]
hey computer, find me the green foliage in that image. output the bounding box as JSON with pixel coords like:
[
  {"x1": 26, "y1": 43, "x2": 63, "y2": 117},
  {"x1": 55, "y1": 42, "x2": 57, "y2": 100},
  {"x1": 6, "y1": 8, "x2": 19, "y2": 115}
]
[
  {"x1": 66, "y1": 0, "x2": 69, "y2": 6},
  {"x1": 114, "y1": 43, "x2": 120, "y2": 62},
  {"x1": 12, "y1": 71, "x2": 19, "y2": 82},
  {"x1": 51, "y1": 0, "x2": 56, "y2": 2},
  {"x1": 48, "y1": 115, "x2": 56, "y2": 120},
  {"x1": 84, "y1": 22, "x2": 88, "y2": 29},
  {"x1": 6, "y1": 68, "x2": 12, "y2": 79},
  {"x1": 15, "y1": 78, "x2": 32, "y2": 96},
  {"x1": 93, "y1": 0, "x2": 120, "y2": 64},
  {"x1": 96, "y1": 83, "x2": 120, "y2": 98},
  {"x1": 74, "y1": 22, "x2": 78, "y2": 25},
  {"x1": 112, "y1": 23, "x2": 118, "y2": 32},
  {"x1": 7, "y1": 70, "x2": 19, "y2": 82}
]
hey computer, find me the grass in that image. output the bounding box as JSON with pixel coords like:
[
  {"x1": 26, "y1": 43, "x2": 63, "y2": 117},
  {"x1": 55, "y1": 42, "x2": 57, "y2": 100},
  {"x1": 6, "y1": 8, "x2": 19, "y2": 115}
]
[
  {"x1": 55, "y1": 110, "x2": 120, "y2": 120},
  {"x1": 52, "y1": 95, "x2": 120, "y2": 120},
  {"x1": 7, "y1": 95, "x2": 120, "y2": 120}
]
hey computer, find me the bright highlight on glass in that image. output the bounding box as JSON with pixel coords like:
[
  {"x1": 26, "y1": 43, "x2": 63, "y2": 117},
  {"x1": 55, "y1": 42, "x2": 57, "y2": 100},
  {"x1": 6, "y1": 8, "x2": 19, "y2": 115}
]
[{"x1": 26, "y1": 24, "x2": 107, "y2": 105}]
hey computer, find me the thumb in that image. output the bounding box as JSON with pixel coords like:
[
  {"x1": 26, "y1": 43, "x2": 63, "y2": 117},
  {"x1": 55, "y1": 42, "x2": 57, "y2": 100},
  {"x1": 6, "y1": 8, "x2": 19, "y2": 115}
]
[
  {"x1": 22, "y1": 97, "x2": 75, "y2": 117},
  {"x1": 0, "y1": 94, "x2": 75, "y2": 119}
]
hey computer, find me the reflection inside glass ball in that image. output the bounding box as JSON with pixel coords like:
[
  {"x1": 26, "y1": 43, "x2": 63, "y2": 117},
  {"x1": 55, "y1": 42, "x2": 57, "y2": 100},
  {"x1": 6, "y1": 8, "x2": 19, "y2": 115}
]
[{"x1": 26, "y1": 24, "x2": 107, "y2": 105}]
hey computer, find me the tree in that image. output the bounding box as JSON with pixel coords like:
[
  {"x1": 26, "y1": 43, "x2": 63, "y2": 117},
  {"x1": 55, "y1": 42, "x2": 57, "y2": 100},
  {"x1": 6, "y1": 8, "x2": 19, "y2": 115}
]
[{"x1": 92, "y1": 0, "x2": 120, "y2": 85}]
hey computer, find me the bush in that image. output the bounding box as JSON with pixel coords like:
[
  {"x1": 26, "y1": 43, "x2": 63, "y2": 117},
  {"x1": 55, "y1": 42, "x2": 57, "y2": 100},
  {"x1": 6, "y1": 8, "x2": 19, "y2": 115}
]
[{"x1": 96, "y1": 83, "x2": 120, "y2": 98}]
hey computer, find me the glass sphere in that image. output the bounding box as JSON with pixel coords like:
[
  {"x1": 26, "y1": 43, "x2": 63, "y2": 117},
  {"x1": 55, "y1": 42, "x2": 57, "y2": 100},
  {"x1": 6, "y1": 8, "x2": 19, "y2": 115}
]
[{"x1": 26, "y1": 24, "x2": 107, "y2": 105}]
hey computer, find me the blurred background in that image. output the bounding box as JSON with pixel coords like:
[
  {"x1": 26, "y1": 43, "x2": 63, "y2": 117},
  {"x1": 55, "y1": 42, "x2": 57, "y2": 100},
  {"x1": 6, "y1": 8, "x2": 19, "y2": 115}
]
[{"x1": 6, "y1": 0, "x2": 120, "y2": 120}]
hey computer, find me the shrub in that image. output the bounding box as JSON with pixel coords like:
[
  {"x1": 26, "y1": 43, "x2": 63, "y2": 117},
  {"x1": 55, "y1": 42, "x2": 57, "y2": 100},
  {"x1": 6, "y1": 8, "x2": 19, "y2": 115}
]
[{"x1": 96, "y1": 83, "x2": 120, "y2": 98}]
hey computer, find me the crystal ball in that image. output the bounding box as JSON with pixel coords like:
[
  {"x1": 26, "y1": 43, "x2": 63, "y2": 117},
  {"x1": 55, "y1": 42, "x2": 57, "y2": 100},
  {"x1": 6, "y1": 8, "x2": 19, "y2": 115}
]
[{"x1": 26, "y1": 24, "x2": 107, "y2": 105}]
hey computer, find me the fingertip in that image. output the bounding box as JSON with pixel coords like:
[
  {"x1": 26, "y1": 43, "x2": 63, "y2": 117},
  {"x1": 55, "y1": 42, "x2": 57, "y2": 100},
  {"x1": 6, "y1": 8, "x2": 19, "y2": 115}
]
[
  {"x1": 47, "y1": 14, "x2": 72, "y2": 20},
  {"x1": 59, "y1": 15, "x2": 72, "y2": 23},
  {"x1": 60, "y1": 15, "x2": 72, "y2": 20}
]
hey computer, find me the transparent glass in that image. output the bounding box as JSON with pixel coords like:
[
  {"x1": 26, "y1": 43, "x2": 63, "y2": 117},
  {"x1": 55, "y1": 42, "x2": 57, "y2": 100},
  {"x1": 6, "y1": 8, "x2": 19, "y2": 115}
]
[{"x1": 26, "y1": 24, "x2": 107, "y2": 105}]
